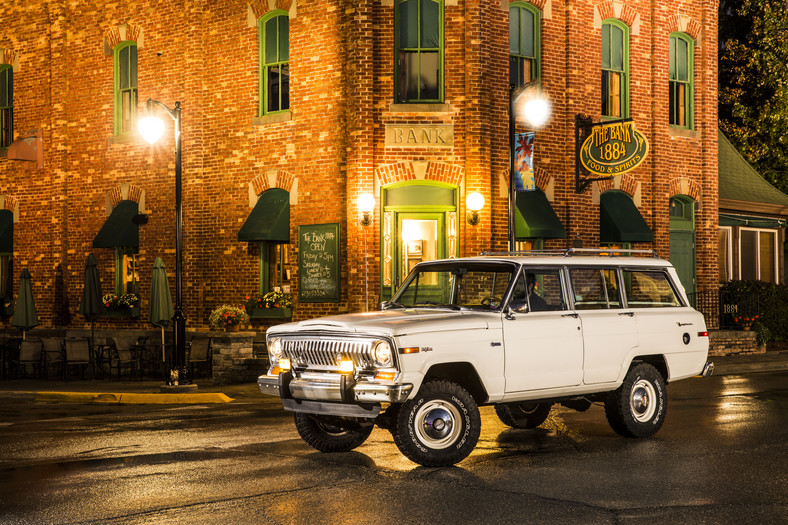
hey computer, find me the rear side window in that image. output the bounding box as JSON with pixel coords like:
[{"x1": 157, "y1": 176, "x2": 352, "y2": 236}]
[
  {"x1": 622, "y1": 269, "x2": 682, "y2": 307},
  {"x1": 569, "y1": 268, "x2": 622, "y2": 310}
]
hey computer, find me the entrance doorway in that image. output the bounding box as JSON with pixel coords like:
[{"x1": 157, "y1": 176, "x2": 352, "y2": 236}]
[{"x1": 669, "y1": 196, "x2": 696, "y2": 297}]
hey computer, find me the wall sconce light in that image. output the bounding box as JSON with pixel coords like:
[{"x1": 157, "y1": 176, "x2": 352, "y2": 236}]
[
  {"x1": 357, "y1": 193, "x2": 375, "y2": 226},
  {"x1": 466, "y1": 192, "x2": 485, "y2": 225}
]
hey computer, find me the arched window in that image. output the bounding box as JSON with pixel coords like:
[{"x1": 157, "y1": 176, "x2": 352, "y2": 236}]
[
  {"x1": 0, "y1": 64, "x2": 14, "y2": 147},
  {"x1": 509, "y1": 2, "x2": 541, "y2": 87},
  {"x1": 114, "y1": 41, "x2": 138, "y2": 135},
  {"x1": 395, "y1": 0, "x2": 443, "y2": 103},
  {"x1": 669, "y1": 33, "x2": 694, "y2": 128},
  {"x1": 601, "y1": 20, "x2": 629, "y2": 118},
  {"x1": 259, "y1": 11, "x2": 290, "y2": 115}
]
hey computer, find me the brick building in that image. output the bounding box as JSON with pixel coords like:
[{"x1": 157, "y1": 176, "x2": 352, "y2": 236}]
[{"x1": 0, "y1": 0, "x2": 718, "y2": 334}]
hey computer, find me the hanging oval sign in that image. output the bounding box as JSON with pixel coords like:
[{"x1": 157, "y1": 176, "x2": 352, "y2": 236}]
[{"x1": 580, "y1": 119, "x2": 649, "y2": 176}]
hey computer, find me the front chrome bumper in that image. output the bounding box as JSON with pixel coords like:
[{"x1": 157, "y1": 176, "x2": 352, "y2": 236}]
[{"x1": 258, "y1": 372, "x2": 413, "y2": 404}]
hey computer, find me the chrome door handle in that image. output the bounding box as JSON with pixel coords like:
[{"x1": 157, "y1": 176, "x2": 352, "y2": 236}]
[
  {"x1": 618, "y1": 312, "x2": 634, "y2": 317},
  {"x1": 562, "y1": 313, "x2": 579, "y2": 318}
]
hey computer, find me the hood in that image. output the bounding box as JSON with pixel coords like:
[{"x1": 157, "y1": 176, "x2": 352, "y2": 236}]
[{"x1": 266, "y1": 308, "x2": 493, "y2": 338}]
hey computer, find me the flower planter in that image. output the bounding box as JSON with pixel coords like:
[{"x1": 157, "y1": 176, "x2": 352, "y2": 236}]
[
  {"x1": 224, "y1": 324, "x2": 240, "y2": 332},
  {"x1": 249, "y1": 307, "x2": 292, "y2": 319},
  {"x1": 105, "y1": 307, "x2": 141, "y2": 318}
]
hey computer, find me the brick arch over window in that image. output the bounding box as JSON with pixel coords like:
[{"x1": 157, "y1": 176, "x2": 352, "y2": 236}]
[
  {"x1": 106, "y1": 183, "x2": 144, "y2": 208},
  {"x1": 250, "y1": 169, "x2": 297, "y2": 196},
  {"x1": 0, "y1": 49, "x2": 20, "y2": 72},
  {"x1": 669, "y1": 177, "x2": 702, "y2": 201},
  {"x1": 597, "y1": 174, "x2": 638, "y2": 197},
  {"x1": 103, "y1": 23, "x2": 144, "y2": 54},
  {"x1": 425, "y1": 162, "x2": 465, "y2": 186},
  {"x1": 595, "y1": 1, "x2": 640, "y2": 33},
  {"x1": 248, "y1": 0, "x2": 297, "y2": 22},
  {"x1": 375, "y1": 162, "x2": 417, "y2": 186},
  {"x1": 668, "y1": 14, "x2": 701, "y2": 40}
]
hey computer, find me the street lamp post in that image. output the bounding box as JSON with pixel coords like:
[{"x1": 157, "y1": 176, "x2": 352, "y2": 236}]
[
  {"x1": 508, "y1": 82, "x2": 550, "y2": 249},
  {"x1": 139, "y1": 98, "x2": 189, "y2": 386}
]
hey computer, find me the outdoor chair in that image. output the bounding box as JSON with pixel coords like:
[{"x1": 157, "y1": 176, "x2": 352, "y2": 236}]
[
  {"x1": 188, "y1": 337, "x2": 212, "y2": 379},
  {"x1": 109, "y1": 337, "x2": 140, "y2": 380},
  {"x1": 64, "y1": 338, "x2": 91, "y2": 380},
  {"x1": 16, "y1": 339, "x2": 44, "y2": 379},
  {"x1": 0, "y1": 338, "x2": 21, "y2": 379},
  {"x1": 41, "y1": 337, "x2": 65, "y2": 379}
]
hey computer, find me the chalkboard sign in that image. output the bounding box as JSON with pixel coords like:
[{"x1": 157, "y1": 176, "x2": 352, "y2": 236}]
[{"x1": 298, "y1": 223, "x2": 341, "y2": 303}]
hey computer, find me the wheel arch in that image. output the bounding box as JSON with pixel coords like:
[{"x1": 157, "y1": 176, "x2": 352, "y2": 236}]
[
  {"x1": 629, "y1": 355, "x2": 669, "y2": 382},
  {"x1": 423, "y1": 362, "x2": 488, "y2": 404}
]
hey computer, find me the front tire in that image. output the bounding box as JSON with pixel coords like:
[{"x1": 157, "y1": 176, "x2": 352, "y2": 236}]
[
  {"x1": 495, "y1": 402, "x2": 552, "y2": 429},
  {"x1": 393, "y1": 380, "x2": 481, "y2": 467},
  {"x1": 294, "y1": 413, "x2": 373, "y2": 453},
  {"x1": 605, "y1": 363, "x2": 667, "y2": 438}
]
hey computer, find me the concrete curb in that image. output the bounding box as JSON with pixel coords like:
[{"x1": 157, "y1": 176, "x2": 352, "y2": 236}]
[{"x1": 24, "y1": 392, "x2": 235, "y2": 404}]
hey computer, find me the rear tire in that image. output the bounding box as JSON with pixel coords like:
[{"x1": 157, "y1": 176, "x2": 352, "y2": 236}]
[
  {"x1": 294, "y1": 413, "x2": 373, "y2": 452},
  {"x1": 605, "y1": 363, "x2": 667, "y2": 438},
  {"x1": 495, "y1": 402, "x2": 552, "y2": 429}
]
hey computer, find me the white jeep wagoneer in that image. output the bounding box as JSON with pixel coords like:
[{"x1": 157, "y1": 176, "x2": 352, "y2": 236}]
[{"x1": 258, "y1": 249, "x2": 714, "y2": 467}]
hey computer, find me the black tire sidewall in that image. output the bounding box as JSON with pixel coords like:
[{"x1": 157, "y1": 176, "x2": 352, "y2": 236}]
[
  {"x1": 394, "y1": 380, "x2": 481, "y2": 467},
  {"x1": 294, "y1": 413, "x2": 373, "y2": 453}
]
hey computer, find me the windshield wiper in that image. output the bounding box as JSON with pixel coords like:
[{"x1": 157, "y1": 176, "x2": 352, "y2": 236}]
[
  {"x1": 415, "y1": 302, "x2": 460, "y2": 310},
  {"x1": 384, "y1": 301, "x2": 406, "y2": 309}
]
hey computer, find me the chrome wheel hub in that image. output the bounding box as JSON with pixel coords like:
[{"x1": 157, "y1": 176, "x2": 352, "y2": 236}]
[
  {"x1": 630, "y1": 379, "x2": 657, "y2": 422},
  {"x1": 414, "y1": 400, "x2": 462, "y2": 449}
]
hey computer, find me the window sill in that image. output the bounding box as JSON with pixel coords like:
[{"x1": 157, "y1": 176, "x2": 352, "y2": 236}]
[
  {"x1": 107, "y1": 133, "x2": 144, "y2": 145},
  {"x1": 253, "y1": 111, "x2": 292, "y2": 126},
  {"x1": 669, "y1": 127, "x2": 699, "y2": 139},
  {"x1": 388, "y1": 102, "x2": 452, "y2": 114}
]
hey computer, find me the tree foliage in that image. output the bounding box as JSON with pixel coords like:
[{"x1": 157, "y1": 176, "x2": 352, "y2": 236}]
[{"x1": 719, "y1": 0, "x2": 788, "y2": 193}]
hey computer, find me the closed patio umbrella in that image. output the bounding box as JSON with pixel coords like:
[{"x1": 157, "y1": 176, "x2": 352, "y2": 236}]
[
  {"x1": 148, "y1": 257, "x2": 174, "y2": 364},
  {"x1": 12, "y1": 268, "x2": 39, "y2": 339},
  {"x1": 78, "y1": 254, "x2": 103, "y2": 349}
]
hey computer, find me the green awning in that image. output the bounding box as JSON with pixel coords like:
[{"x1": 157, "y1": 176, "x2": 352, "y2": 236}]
[
  {"x1": 0, "y1": 209, "x2": 13, "y2": 253},
  {"x1": 93, "y1": 200, "x2": 139, "y2": 249},
  {"x1": 600, "y1": 191, "x2": 654, "y2": 243},
  {"x1": 238, "y1": 188, "x2": 290, "y2": 242},
  {"x1": 515, "y1": 189, "x2": 567, "y2": 239}
]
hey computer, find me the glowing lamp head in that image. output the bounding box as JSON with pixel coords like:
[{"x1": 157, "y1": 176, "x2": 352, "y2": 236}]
[
  {"x1": 466, "y1": 192, "x2": 485, "y2": 212},
  {"x1": 523, "y1": 98, "x2": 550, "y2": 129},
  {"x1": 138, "y1": 115, "x2": 165, "y2": 144}
]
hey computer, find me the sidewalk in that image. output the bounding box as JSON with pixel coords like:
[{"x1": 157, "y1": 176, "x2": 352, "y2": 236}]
[{"x1": 0, "y1": 350, "x2": 786, "y2": 405}]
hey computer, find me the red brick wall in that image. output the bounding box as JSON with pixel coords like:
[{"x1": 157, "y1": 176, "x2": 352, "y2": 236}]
[{"x1": 0, "y1": 0, "x2": 718, "y2": 332}]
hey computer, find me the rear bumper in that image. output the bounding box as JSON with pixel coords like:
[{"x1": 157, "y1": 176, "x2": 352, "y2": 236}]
[
  {"x1": 257, "y1": 372, "x2": 413, "y2": 404},
  {"x1": 700, "y1": 360, "x2": 714, "y2": 377}
]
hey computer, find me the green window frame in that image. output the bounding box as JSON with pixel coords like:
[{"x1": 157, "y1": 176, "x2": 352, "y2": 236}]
[
  {"x1": 601, "y1": 20, "x2": 629, "y2": 118},
  {"x1": 395, "y1": 0, "x2": 444, "y2": 103},
  {"x1": 669, "y1": 33, "x2": 694, "y2": 129},
  {"x1": 260, "y1": 243, "x2": 289, "y2": 294},
  {"x1": 259, "y1": 11, "x2": 290, "y2": 116},
  {"x1": 114, "y1": 247, "x2": 139, "y2": 296},
  {"x1": 0, "y1": 65, "x2": 13, "y2": 148},
  {"x1": 509, "y1": 2, "x2": 541, "y2": 88},
  {"x1": 113, "y1": 41, "x2": 138, "y2": 135}
]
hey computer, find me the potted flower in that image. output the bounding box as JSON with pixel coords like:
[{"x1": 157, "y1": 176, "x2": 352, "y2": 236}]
[
  {"x1": 102, "y1": 292, "x2": 141, "y2": 317},
  {"x1": 245, "y1": 291, "x2": 293, "y2": 319},
  {"x1": 734, "y1": 314, "x2": 759, "y2": 331},
  {"x1": 209, "y1": 304, "x2": 250, "y2": 332}
]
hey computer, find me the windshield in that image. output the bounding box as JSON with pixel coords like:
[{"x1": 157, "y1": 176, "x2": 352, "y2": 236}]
[{"x1": 388, "y1": 262, "x2": 516, "y2": 311}]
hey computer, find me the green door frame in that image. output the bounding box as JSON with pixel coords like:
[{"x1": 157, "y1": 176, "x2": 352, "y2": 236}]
[{"x1": 669, "y1": 195, "x2": 696, "y2": 296}]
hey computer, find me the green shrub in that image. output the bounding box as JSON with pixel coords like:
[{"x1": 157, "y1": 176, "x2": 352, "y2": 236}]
[{"x1": 720, "y1": 280, "x2": 788, "y2": 342}]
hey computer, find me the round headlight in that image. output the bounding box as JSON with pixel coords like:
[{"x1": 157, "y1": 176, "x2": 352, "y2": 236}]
[
  {"x1": 373, "y1": 340, "x2": 393, "y2": 366},
  {"x1": 268, "y1": 338, "x2": 282, "y2": 360}
]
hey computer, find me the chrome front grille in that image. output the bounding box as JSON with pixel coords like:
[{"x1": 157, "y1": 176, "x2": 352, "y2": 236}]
[{"x1": 281, "y1": 337, "x2": 375, "y2": 370}]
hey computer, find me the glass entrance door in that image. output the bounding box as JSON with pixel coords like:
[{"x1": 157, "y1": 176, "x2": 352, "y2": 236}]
[{"x1": 395, "y1": 213, "x2": 445, "y2": 289}]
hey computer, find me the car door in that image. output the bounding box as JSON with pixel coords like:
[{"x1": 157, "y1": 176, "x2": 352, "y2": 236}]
[
  {"x1": 503, "y1": 268, "x2": 583, "y2": 392},
  {"x1": 569, "y1": 267, "x2": 638, "y2": 385}
]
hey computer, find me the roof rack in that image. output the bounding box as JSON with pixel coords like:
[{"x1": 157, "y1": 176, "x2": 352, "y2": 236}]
[{"x1": 480, "y1": 248, "x2": 659, "y2": 258}]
